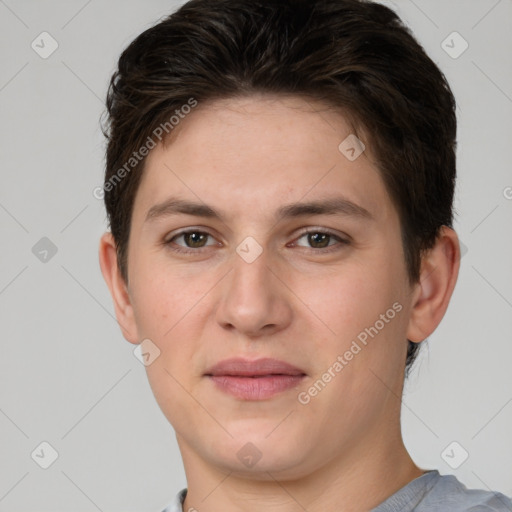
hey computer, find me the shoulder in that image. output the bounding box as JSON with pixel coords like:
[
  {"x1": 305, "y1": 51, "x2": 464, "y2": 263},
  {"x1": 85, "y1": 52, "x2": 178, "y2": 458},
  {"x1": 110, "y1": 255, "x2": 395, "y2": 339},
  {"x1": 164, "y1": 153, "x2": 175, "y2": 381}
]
[
  {"x1": 373, "y1": 471, "x2": 512, "y2": 512},
  {"x1": 160, "y1": 488, "x2": 187, "y2": 512},
  {"x1": 418, "y1": 472, "x2": 512, "y2": 512}
]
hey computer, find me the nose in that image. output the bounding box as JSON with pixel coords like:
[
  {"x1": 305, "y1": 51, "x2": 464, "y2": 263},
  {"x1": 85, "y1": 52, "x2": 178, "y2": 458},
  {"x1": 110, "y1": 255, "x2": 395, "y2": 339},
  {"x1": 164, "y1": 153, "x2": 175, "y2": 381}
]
[{"x1": 215, "y1": 248, "x2": 293, "y2": 338}]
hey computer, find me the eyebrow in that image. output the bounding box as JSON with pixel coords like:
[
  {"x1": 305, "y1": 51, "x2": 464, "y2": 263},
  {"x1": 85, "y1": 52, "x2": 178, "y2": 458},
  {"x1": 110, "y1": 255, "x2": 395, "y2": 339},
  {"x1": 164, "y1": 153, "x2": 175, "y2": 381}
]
[{"x1": 144, "y1": 196, "x2": 374, "y2": 223}]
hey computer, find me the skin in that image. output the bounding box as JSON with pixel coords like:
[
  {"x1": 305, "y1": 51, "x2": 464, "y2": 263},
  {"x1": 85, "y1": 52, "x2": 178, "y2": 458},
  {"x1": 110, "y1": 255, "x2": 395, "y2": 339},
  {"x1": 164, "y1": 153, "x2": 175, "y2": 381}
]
[{"x1": 99, "y1": 95, "x2": 460, "y2": 512}]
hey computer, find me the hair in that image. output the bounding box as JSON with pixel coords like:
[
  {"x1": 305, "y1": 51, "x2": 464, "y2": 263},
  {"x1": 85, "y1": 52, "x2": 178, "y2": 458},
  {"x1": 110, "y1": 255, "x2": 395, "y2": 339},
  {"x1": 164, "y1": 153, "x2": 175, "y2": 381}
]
[{"x1": 102, "y1": 0, "x2": 457, "y2": 374}]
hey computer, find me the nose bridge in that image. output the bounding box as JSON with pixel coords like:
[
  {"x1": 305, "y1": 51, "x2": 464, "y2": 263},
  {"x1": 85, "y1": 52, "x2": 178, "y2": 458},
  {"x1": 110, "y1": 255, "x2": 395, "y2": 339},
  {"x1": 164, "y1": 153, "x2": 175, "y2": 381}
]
[
  {"x1": 215, "y1": 243, "x2": 292, "y2": 335},
  {"x1": 229, "y1": 245, "x2": 274, "y2": 308}
]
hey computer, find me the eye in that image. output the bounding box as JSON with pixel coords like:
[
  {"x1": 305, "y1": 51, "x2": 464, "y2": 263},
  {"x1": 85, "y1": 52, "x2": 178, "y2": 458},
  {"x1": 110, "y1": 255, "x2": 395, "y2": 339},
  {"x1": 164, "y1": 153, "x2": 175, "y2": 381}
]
[
  {"x1": 165, "y1": 230, "x2": 219, "y2": 253},
  {"x1": 293, "y1": 229, "x2": 349, "y2": 251},
  {"x1": 163, "y1": 228, "x2": 349, "y2": 255}
]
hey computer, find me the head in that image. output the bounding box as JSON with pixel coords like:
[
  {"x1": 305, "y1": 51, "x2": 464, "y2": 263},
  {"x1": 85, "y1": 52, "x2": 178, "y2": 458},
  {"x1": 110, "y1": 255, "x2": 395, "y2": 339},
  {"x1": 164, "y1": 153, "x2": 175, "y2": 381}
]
[{"x1": 99, "y1": 0, "x2": 460, "y2": 482}]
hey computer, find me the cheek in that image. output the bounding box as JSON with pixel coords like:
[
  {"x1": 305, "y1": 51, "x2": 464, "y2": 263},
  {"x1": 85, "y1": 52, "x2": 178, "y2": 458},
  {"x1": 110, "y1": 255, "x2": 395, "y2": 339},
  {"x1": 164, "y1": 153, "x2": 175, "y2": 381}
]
[
  {"x1": 298, "y1": 254, "x2": 408, "y2": 373},
  {"x1": 300, "y1": 265, "x2": 394, "y2": 339},
  {"x1": 133, "y1": 270, "x2": 210, "y2": 425},
  {"x1": 130, "y1": 278, "x2": 172, "y2": 338},
  {"x1": 130, "y1": 264, "x2": 217, "y2": 394},
  {"x1": 130, "y1": 261, "x2": 207, "y2": 338},
  {"x1": 295, "y1": 269, "x2": 407, "y2": 427}
]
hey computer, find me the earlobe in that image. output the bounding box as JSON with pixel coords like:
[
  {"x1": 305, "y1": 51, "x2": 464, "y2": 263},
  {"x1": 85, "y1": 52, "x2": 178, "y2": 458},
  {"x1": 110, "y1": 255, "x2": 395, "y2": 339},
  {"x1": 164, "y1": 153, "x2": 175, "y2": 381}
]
[
  {"x1": 406, "y1": 226, "x2": 461, "y2": 343},
  {"x1": 98, "y1": 232, "x2": 139, "y2": 344}
]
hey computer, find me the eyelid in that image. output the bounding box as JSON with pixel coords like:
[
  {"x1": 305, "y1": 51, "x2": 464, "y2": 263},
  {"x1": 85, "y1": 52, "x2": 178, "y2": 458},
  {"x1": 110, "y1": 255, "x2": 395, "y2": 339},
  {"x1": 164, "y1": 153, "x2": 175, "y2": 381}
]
[
  {"x1": 290, "y1": 227, "x2": 350, "y2": 249},
  {"x1": 164, "y1": 227, "x2": 221, "y2": 248},
  {"x1": 293, "y1": 226, "x2": 350, "y2": 240}
]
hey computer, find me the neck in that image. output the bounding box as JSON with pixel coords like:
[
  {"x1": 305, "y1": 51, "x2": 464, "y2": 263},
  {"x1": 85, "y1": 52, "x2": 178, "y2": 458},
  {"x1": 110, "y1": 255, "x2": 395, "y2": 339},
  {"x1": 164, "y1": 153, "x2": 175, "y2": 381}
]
[{"x1": 178, "y1": 428, "x2": 423, "y2": 512}]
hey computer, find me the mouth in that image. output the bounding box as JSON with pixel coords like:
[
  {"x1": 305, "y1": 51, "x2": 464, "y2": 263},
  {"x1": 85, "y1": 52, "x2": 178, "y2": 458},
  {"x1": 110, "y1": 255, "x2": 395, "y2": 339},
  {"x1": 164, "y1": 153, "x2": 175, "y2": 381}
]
[{"x1": 204, "y1": 357, "x2": 307, "y2": 400}]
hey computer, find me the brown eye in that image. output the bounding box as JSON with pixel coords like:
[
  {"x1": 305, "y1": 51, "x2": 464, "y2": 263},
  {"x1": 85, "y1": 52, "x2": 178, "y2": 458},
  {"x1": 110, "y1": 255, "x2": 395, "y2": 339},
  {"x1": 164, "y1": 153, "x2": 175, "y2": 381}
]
[
  {"x1": 295, "y1": 230, "x2": 346, "y2": 250},
  {"x1": 182, "y1": 232, "x2": 208, "y2": 248},
  {"x1": 166, "y1": 230, "x2": 218, "y2": 252},
  {"x1": 307, "y1": 232, "x2": 331, "y2": 248}
]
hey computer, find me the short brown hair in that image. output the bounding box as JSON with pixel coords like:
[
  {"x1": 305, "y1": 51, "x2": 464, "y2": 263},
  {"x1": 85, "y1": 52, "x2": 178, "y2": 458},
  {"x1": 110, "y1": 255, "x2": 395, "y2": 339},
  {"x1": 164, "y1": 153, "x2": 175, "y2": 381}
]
[{"x1": 102, "y1": 0, "x2": 457, "y2": 372}]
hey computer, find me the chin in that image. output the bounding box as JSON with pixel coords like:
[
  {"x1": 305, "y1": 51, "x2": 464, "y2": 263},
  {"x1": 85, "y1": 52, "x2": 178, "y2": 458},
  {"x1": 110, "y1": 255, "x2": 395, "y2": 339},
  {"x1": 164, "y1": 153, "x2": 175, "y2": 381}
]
[{"x1": 203, "y1": 431, "x2": 314, "y2": 479}]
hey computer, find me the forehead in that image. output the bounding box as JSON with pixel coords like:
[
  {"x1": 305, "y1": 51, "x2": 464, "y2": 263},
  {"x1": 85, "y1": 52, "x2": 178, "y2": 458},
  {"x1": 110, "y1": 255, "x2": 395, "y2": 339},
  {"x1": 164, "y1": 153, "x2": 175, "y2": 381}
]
[{"x1": 132, "y1": 94, "x2": 395, "y2": 225}]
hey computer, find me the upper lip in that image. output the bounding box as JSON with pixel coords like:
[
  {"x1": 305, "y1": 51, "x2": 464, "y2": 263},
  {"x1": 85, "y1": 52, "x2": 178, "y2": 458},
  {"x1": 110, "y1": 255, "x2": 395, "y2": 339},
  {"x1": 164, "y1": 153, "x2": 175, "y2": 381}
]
[{"x1": 204, "y1": 357, "x2": 306, "y2": 377}]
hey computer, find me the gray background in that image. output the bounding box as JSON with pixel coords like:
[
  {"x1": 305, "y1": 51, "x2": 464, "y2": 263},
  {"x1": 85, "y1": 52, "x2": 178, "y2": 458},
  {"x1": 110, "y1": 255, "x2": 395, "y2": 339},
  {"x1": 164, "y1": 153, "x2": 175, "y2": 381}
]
[{"x1": 1, "y1": 0, "x2": 511, "y2": 510}]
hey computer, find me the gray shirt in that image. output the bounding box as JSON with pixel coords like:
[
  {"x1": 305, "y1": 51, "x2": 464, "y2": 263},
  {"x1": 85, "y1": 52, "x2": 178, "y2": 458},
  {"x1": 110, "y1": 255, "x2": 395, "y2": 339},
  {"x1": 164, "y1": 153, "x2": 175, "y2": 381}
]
[{"x1": 161, "y1": 470, "x2": 512, "y2": 511}]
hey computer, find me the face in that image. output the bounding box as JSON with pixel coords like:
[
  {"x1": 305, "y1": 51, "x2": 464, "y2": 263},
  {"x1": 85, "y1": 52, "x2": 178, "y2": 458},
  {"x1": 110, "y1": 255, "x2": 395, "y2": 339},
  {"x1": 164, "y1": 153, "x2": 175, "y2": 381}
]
[{"x1": 119, "y1": 95, "x2": 418, "y2": 479}]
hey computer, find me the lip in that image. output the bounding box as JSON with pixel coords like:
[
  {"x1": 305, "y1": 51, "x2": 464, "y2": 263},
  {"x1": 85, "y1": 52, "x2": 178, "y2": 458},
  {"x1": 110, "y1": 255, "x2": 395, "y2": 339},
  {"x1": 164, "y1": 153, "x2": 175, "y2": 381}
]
[
  {"x1": 205, "y1": 357, "x2": 305, "y2": 377},
  {"x1": 204, "y1": 357, "x2": 306, "y2": 400}
]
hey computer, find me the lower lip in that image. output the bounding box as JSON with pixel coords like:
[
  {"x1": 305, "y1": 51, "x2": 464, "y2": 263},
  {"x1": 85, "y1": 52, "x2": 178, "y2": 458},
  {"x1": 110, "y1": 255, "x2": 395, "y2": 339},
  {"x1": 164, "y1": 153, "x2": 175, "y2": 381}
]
[{"x1": 208, "y1": 375, "x2": 305, "y2": 400}]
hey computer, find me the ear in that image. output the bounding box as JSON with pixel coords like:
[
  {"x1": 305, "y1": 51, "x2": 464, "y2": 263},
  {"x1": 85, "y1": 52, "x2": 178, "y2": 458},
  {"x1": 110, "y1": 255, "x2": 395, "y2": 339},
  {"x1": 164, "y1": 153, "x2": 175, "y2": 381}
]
[
  {"x1": 98, "y1": 232, "x2": 139, "y2": 344},
  {"x1": 406, "y1": 226, "x2": 461, "y2": 343}
]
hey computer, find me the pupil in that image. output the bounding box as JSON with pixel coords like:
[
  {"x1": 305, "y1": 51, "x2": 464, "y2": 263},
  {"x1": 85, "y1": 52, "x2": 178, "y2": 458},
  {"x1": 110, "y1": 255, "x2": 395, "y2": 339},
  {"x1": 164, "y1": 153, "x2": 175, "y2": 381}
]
[
  {"x1": 309, "y1": 233, "x2": 329, "y2": 248},
  {"x1": 186, "y1": 232, "x2": 206, "y2": 247}
]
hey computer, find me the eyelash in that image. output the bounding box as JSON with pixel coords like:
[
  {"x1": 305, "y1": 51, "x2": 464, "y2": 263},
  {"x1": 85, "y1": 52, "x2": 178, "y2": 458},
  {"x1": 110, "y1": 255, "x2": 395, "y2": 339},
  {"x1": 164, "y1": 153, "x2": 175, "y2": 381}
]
[{"x1": 163, "y1": 228, "x2": 350, "y2": 255}]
